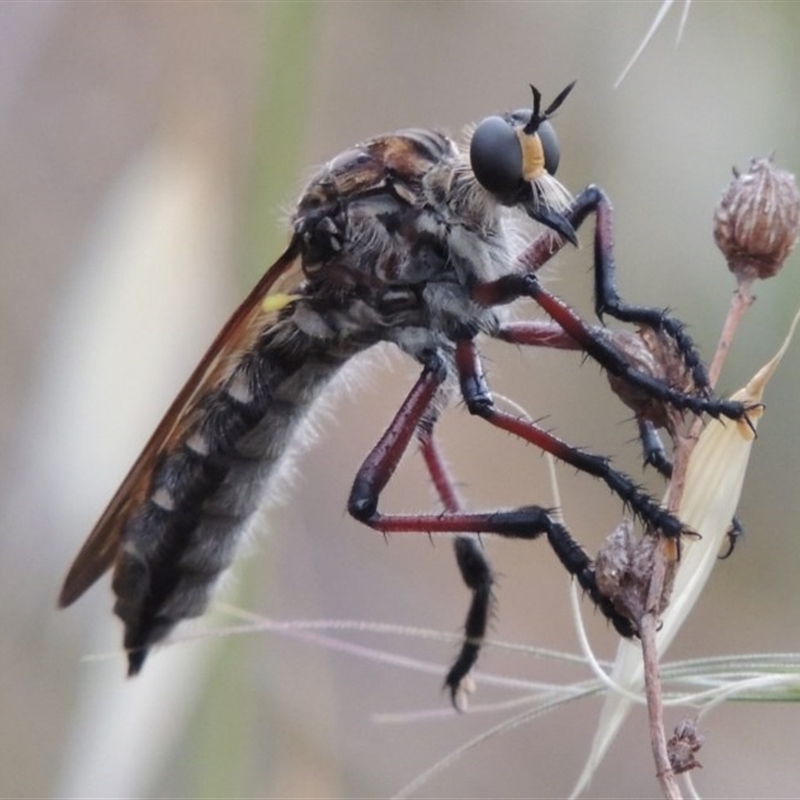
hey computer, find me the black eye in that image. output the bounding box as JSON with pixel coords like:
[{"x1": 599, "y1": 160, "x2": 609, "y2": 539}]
[
  {"x1": 536, "y1": 119, "x2": 560, "y2": 176},
  {"x1": 470, "y1": 116, "x2": 524, "y2": 200}
]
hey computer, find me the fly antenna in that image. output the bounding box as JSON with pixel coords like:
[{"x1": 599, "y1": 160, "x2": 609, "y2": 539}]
[
  {"x1": 529, "y1": 84, "x2": 542, "y2": 122},
  {"x1": 524, "y1": 80, "x2": 577, "y2": 135}
]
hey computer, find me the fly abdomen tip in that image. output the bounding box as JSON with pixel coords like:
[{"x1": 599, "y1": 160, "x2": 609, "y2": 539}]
[{"x1": 126, "y1": 647, "x2": 148, "y2": 677}]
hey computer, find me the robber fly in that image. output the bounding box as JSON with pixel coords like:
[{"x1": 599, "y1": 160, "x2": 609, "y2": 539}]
[{"x1": 59, "y1": 83, "x2": 745, "y2": 701}]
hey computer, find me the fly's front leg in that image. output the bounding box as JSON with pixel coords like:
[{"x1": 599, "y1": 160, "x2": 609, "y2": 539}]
[
  {"x1": 477, "y1": 273, "x2": 746, "y2": 422},
  {"x1": 492, "y1": 319, "x2": 745, "y2": 558},
  {"x1": 495, "y1": 319, "x2": 582, "y2": 350},
  {"x1": 580, "y1": 186, "x2": 710, "y2": 390},
  {"x1": 497, "y1": 317, "x2": 745, "y2": 557},
  {"x1": 511, "y1": 186, "x2": 752, "y2": 421}
]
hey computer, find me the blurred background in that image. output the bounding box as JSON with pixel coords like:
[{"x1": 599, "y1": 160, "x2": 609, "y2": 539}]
[{"x1": 1, "y1": 2, "x2": 799, "y2": 798}]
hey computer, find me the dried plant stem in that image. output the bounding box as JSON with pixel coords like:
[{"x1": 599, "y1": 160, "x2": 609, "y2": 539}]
[
  {"x1": 639, "y1": 274, "x2": 758, "y2": 799},
  {"x1": 640, "y1": 545, "x2": 682, "y2": 800},
  {"x1": 706, "y1": 276, "x2": 756, "y2": 390},
  {"x1": 640, "y1": 443, "x2": 691, "y2": 800},
  {"x1": 686, "y1": 275, "x2": 756, "y2": 466}
]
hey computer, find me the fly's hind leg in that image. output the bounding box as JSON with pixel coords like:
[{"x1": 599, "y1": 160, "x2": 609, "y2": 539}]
[
  {"x1": 417, "y1": 419, "x2": 495, "y2": 709},
  {"x1": 347, "y1": 351, "x2": 634, "y2": 708},
  {"x1": 346, "y1": 355, "x2": 497, "y2": 707}
]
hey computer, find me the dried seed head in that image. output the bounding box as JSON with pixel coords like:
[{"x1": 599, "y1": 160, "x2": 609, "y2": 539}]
[
  {"x1": 667, "y1": 718, "x2": 704, "y2": 774},
  {"x1": 714, "y1": 156, "x2": 800, "y2": 281},
  {"x1": 594, "y1": 519, "x2": 674, "y2": 629},
  {"x1": 601, "y1": 326, "x2": 692, "y2": 432}
]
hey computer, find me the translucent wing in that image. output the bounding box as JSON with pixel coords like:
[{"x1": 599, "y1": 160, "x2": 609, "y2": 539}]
[{"x1": 58, "y1": 238, "x2": 303, "y2": 607}]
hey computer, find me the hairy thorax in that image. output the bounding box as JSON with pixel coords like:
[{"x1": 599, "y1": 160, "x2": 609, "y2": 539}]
[{"x1": 292, "y1": 128, "x2": 520, "y2": 362}]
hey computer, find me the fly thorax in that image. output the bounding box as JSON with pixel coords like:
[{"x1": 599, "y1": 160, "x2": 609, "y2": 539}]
[{"x1": 427, "y1": 161, "x2": 517, "y2": 285}]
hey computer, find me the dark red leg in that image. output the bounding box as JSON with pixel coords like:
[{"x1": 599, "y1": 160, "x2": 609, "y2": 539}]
[
  {"x1": 346, "y1": 188, "x2": 748, "y2": 705},
  {"x1": 496, "y1": 323, "x2": 745, "y2": 558},
  {"x1": 418, "y1": 422, "x2": 463, "y2": 513},
  {"x1": 495, "y1": 319, "x2": 582, "y2": 350},
  {"x1": 418, "y1": 424, "x2": 498, "y2": 706},
  {"x1": 455, "y1": 338, "x2": 684, "y2": 537},
  {"x1": 480, "y1": 275, "x2": 745, "y2": 422},
  {"x1": 348, "y1": 358, "x2": 573, "y2": 539},
  {"x1": 514, "y1": 185, "x2": 714, "y2": 395},
  {"x1": 347, "y1": 354, "x2": 635, "y2": 704},
  {"x1": 480, "y1": 185, "x2": 749, "y2": 423}
]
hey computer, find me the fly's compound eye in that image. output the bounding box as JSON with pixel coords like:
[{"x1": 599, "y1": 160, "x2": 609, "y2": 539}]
[
  {"x1": 470, "y1": 115, "x2": 525, "y2": 201},
  {"x1": 470, "y1": 115, "x2": 562, "y2": 203},
  {"x1": 472, "y1": 81, "x2": 574, "y2": 205}
]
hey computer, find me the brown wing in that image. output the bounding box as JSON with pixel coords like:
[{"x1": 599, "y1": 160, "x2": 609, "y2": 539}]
[{"x1": 58, "y1": 238, "x2": 304, "y2": 608}]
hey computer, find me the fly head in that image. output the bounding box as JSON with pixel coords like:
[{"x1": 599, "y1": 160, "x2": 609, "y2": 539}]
[{"x1": 469, "y1": 81, "x2": 578, "y2": 245}]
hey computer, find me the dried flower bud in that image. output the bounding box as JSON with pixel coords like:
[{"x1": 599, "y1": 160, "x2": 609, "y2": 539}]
[
  {"x1": 667, "y1": 718, "x2": 704, "y2": 774},
  {"x1": 594, "y1": 518, "x2": 674, "y2": 629},
  {"x1": 601, "y1": 326, "x2": 692, "y2": 432},
  {"x1": 714, "y1": 156, "x2": 800, "y2": 281}
]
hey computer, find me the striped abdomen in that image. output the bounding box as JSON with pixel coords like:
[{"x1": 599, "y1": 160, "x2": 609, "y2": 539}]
[
  {"x1": 61, "y1": 123, "x2": 488, "y2": 675},
  {"x1": 115, "y1": 320, "x2": 367, "y2": 674}
]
